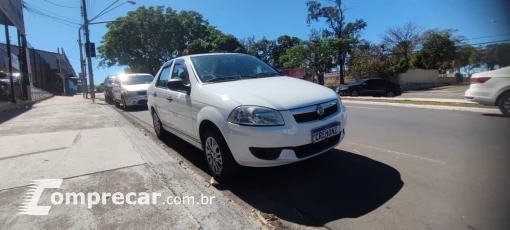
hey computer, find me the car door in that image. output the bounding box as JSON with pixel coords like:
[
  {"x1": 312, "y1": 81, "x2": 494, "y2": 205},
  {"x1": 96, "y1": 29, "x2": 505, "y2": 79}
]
[
  {"x1": 372, "y1": 79, "x2": 387, "y2": 96},
  {"x1": 153, "y1": 62, "x2": 174, "y2": 127},
  {"x1": 113, "y1": 76, "x2": 121, "y2": 101},
  {"x1": 359, "y1": 79, "x2": 376, "y2": 96},
  {"x1": 167, "y1": 58, "x2": 195, "y2": 138}
]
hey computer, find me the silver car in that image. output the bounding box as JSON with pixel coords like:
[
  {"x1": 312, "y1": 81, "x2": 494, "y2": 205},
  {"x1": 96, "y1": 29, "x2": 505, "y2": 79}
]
[{"x1": 112, "y1": 73, "x2": 154, "y2": 110}]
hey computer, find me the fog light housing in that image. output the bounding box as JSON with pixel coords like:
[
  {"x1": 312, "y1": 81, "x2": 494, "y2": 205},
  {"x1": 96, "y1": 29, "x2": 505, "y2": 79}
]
[{"x1": 249, "y1": 147, "x2": 281, "y2": 160}]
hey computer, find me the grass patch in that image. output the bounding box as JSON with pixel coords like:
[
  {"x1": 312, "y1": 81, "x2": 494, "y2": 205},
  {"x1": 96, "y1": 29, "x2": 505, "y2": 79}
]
[{"x1": 343, "y1": 98, "x2": 496, "y2": 108}]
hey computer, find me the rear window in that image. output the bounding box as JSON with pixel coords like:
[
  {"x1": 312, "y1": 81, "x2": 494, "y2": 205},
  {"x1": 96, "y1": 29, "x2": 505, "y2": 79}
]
[{"x1": 123, "y1": 74, "x2": 154, "y2": 85}]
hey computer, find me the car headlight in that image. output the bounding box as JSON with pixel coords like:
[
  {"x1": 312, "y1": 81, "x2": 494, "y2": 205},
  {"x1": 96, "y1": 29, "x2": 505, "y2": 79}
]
[
  {"x1": 340, "y1": 86, "x2": 348, "y2": 90},
  {"x1": 227, "y1": 106, "x2": 285, "y2": 126}
]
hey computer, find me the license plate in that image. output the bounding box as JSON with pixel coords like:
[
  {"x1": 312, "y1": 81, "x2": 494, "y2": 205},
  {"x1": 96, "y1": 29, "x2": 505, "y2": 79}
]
[{"x1": 312, "y1": 122, "x2": 340, "y2": 143}]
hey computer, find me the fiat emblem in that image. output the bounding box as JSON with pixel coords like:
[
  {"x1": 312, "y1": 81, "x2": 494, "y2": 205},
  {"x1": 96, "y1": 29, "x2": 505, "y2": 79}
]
[{"x1": 317, "y1": 105, "x2": 325, "y2": 115}]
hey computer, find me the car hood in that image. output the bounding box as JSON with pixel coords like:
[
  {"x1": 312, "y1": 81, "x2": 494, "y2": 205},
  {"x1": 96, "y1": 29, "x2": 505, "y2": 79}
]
[
  {"x1": 202, "y1": 76, "x2": 338, "y2": 110},
  {"x1": 123, "y1": 84, "x2": 149, "y2": 91}
]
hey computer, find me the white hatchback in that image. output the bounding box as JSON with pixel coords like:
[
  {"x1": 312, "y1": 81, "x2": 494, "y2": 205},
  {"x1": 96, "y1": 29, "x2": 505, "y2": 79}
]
[
  {"x1": 147, "y1": 53, "x2": 347, "y2": 181},
  {"x1": 464, "y1": 66, "x2": 510, "y2": 116}
]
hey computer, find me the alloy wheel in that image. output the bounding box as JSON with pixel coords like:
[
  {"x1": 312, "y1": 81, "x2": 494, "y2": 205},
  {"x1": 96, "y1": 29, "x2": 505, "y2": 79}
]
[
  {"x1": 205, "y1": 137, "x2": 223, "y2": 175},
  {"x1": 351, "y1": 90, "x2": 358, "y2": 97},
  {"x1": 152, "y1": 112, "x2": 161, "y2": 135},
  {"x1": 504, "y1": 97, "x2": 510, "y2": 113},
  {"x1": 387, "y1": 91, "x2": 395, "y2": 97}
]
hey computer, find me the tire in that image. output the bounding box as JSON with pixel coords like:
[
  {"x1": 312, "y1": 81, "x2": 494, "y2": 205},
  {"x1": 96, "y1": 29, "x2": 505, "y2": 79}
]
[
  {"x1": 386, "y1": 91, "x2": 395, "y2": 97},
  {"x1": 350, "y1": 90, "x2": 359, "y2": 97},
  {"x1": 202, "y1": 129, "x2": 239, "y2": 182},
  {"x1": 114, "y1": 98, "x2": 120, "y2": 108},
  {"x1": 152, "y1": 110, "x2": 169, "y2": 139},
  {"x1": 497, "y1": 92, "x2": 510, "y2": 116},
  {"x1": 122, "y1": 97, "x2": 130, "y2": 111}
]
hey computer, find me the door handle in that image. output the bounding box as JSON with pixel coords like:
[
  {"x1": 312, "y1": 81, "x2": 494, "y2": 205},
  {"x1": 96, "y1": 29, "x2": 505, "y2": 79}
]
[
  {"x1": 153, "y1": 92, "x2": 157, "y2": 97},
  {"x1": 166, "y1": 96, "x2": 173, "y2": 101}
]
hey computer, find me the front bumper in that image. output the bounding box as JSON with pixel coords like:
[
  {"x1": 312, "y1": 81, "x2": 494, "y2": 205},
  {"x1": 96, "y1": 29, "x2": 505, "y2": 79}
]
[
  {"x1": 219, "y1": 104, "x2": 347, "y2": 167},
  {"x1": 124, "y1": 93, "x2": 148, "y2": 106}
]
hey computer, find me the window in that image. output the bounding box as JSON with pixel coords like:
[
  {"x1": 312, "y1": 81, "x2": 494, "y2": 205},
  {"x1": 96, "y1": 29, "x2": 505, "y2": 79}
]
[
  {"x1": 157, "y1": 63, "x2": 172, "y2": 88},
  {"x1": 171, "y1": 59, "x2": 190, "y2": 85},
  {"x1": 123, "y1": 74, "x2": 154, "y2": 85},
  {"x1": 114, "y1": 77, "x2": 120, "y2": 85},
  {"x1": 190, "y1": 54, "x2": 279, "y2": 82}
]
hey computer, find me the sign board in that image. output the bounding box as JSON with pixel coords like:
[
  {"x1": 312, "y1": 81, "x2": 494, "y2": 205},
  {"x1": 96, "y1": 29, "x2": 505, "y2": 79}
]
[{"x1": 0, "y1": 0, "x2": 25, "y2": 34}]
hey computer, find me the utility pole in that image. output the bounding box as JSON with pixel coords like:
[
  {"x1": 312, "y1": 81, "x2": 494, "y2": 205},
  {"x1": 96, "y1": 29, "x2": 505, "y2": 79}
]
[
  {"x1": 3, "y1": 18, "x2": 15, "y2": 103},
  {"x1": 81, "y1": 0, "x2": 95, "y2": 102}
]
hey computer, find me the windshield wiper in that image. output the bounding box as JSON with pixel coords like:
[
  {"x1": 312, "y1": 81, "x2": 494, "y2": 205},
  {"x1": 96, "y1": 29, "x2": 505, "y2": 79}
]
[
  {"x1": 242, "y1": 72, "x2": 279, "y2": 79},
  {"x1": 204, "y1": 76, "x2": 240, "y2": 83}
]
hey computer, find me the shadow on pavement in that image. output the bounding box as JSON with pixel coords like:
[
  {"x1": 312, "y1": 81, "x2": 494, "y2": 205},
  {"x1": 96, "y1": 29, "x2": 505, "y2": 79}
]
[
  {"x1": 126, "y1": 105, "x2": 149, "y2": 112},
  {"x1": 158, "y1": 131, "x2": 404, "y2": 226},
  {"x1": 0, "y1": 103, "x2": 33, "y2": 125},
  {"x1": 482, "y1": 113, "x2": 509, "y2": 118}
]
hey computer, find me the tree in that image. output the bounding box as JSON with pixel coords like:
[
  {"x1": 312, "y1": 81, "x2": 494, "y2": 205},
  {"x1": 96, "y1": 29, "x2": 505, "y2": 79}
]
[
  {"x1": 348, "y1": 42, "x2": 408, "y2": 80},
  {"x1": 280, "y1": 39, "x2": 335, "y2": 85},
  {"x1": 381, "y1": 22, "x2": 423, "y2": 62},
  {"x1": 272, "y1": 35, "x2": 301, "y2": 68},
  {"x1": 98, "y1": 6, "x2": 245, "y2": 75},
  {"x1": 410, "y1": 31, "x2": 456, "y2": 72},
  {"x1": 251, "y1": 37, "x2": 277, "y2": 66},
  {"x1": 96, "y1": 83, "x2": 105, "y2": 92},
  {"x1": 482, "y1": 43, "x2": 510, "y2": 70},
  {"x1": 306, "y1": 0, "x2": 367, "y2": 84}
]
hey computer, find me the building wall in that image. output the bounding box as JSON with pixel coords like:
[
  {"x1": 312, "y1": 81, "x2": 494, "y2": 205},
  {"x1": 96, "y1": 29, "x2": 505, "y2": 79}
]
[{"x1": 398, "y1": 69, "x2": 439, "y2": 84}]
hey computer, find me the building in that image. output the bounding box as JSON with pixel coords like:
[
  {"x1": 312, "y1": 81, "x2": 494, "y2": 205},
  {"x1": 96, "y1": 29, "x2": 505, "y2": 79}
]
[{"x1": 0, "y1": 43, "x2": 79, "y2": 95}]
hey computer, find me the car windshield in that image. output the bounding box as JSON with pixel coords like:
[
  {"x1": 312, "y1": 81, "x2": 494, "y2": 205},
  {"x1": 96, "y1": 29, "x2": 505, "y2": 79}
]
[
  {"x1": 122, "y1": 74, "x2": 154, "y2": 85},
  {"x1": 190, "y1": 54, "x2": 279, "y2": 83}
]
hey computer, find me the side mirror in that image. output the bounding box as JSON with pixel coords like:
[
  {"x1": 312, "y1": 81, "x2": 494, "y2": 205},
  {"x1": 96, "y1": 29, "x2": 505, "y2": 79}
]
[{"x1": 167, "y1": 78, "x2": 190, "y2": 94}]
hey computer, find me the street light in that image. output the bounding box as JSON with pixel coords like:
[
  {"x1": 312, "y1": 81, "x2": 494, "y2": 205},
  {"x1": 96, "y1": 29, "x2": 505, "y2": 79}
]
[{"x1": 90, "y1": 1, "x2": 136, "y2": 22}]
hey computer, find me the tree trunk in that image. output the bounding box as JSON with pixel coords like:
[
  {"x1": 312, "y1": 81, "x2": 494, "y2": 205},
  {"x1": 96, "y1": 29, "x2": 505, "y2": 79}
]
[
  {"x1": 339, "y1": 61, "x2": 345, "y2": 85},
  {"x1": 318, "y1": 73, "x2": 325, "y2": 85}
]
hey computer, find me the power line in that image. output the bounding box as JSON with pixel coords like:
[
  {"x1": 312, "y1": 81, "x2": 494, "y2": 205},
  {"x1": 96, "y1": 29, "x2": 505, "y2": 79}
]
[
  {"x1": 462, "y1": 33, "x2": 510, "y2": 41},
  {"x1": 23, "y1": 3, "x2": 80, "y2": 28},
  {"x1": 43, "y1": 0, "x2": 80, "y2": 8},
  {"x1": 462, "y1": 39, "x2": 510, "y2": 47}
]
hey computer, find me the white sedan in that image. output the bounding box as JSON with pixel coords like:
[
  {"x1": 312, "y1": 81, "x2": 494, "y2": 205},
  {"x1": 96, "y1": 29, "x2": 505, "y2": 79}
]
[
  {"x1": 147, "y1": 53, "x2": 347, "y2": 181},
  {"x1": 465, "y1": 66, "x2": 510, "y2": 116}
]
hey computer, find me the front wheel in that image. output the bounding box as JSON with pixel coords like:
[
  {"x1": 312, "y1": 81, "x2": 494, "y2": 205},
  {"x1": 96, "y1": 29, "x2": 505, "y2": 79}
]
[
  {"x1": 386, "y1": 91, "x2": 395, "y2": 97},
  {"x1": 350, "y1": 90, "x2": 359, "y2": 97},
  {"x1": 497, "y1": 92, "x2": 510, "y2": 116},
  {"x1": 114, "y1": 98, "x2": 120, "y2": 108},
  {"x1": 202, "y1": 129, "x2": 239, "y2": 182},
  {"x1": 122, "y1": 97, "x2": 130, "y2": 111}
]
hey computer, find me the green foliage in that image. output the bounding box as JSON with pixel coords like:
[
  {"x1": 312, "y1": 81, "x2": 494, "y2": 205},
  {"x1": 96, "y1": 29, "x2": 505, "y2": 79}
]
[
  {"x1": 482, "y1": 43, "x2": 510, "y2": 70},
  {"x1": 96, "y1": 83, "x2": 105, "y2": 92},
  {"x1": 280, "y1": 39, "x2": 335, "y2": 85},
  {"x1": 98, "y1": 6, "x2": 245, "y2": 74},
  {"x1": 348, "y1": 43, "x2": 408, "y2": 80},
  {"x1": 410, "y1": 31, "x2": 456, "y2": 72}
]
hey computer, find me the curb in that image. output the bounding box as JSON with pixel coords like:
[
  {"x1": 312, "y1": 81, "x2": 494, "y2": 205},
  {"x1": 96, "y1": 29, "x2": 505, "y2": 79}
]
[
  {"x1": 342, "y1": 100, "x2": 500, "y2": 114},
  {"x1": 0, "y1": 95, "x2": 54, "y2": 112}
]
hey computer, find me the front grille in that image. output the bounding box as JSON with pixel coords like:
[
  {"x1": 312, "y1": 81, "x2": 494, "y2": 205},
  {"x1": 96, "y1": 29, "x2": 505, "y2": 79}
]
[
  {"x1": 293, "y1": 103, "x2": 338, "y2": 123},
  {"x1": 137, "y1": 91, "x2": 147, "y2": 95},
  {"x1": 137, "y1": 100, "x2": 147, "y2": 104}
]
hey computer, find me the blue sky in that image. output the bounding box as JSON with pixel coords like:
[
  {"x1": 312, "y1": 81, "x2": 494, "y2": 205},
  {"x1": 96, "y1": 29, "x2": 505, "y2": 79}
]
[{"x1": 2, "y1": 0, "x2": 510, "y2": 84}]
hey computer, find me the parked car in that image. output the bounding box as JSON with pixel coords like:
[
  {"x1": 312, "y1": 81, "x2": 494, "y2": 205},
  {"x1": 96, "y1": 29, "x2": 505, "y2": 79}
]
[
  {"x1": 336, "y1": 78, "x2": 402, "y2": 97},
  {"x1": 464, "y1": 66, "x2": 510, "y2": 116},
  {"x1": 103, "y1": 75, "x2": 115, "y2": 104},
  {"x1": 112, "y1": 73, "x2": 154, "y2": 110},
  {"x1": 147, "y1": 53, "x2": 347, "y2": 181}
]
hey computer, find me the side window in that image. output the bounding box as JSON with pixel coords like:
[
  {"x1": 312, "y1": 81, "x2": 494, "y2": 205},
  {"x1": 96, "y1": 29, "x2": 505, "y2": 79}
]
[
  {"x1": 114, "y1": 77, "x2": 120, "y2": 85},
  {"x1": 171, "y1": 59, "x2": 189, "y2": 85},
  {"x1": 157, "y1": 63, "x2": 172, "y2": 88}
]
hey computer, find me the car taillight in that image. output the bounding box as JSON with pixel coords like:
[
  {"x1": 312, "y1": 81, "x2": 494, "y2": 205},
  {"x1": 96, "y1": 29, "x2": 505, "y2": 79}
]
[{"x1": 470, "y1": 77, "x2": 491, "y2": 84}]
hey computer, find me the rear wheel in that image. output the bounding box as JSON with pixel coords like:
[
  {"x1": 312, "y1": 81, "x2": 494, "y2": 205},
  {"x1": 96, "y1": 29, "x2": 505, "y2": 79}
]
[
  {"x1": 497, "y1": 92, "x2": 510, "y2": 116},
  {"x1": 202, "y1": 129, "x2": 239, "y2": 182},
  {"x1": 350, "y1": 90, "x2": 359, "y2": 97},
  {"x1": 152, "y1": 110, "x2": 169, "y2": 139},
  {"x1": 122, "y1": 97, "x2": 130, "y2": 111}
]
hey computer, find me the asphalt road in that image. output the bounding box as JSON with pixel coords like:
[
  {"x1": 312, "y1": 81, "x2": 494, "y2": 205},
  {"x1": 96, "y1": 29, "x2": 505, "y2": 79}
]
[{"x1": 123, "y1": 104, "x2": 510, "y2": 229}]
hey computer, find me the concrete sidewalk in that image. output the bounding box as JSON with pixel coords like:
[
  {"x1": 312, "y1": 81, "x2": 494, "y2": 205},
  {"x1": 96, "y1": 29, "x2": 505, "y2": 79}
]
[
  {"x1": 0, "y1": 96, "x2": 263, "y2": 229},
  {"x1": 343, "y1": 96, "x2": 476, "y2": 104}
]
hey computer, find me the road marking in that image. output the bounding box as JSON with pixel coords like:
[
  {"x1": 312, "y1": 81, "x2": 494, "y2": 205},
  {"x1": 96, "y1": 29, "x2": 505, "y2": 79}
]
[
  {"x1": 345, "y1": 106, "x2": 386, "y2": 110},
  {"x1": 347, "y1": 141, "x2": 447, "y2": 164}
]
